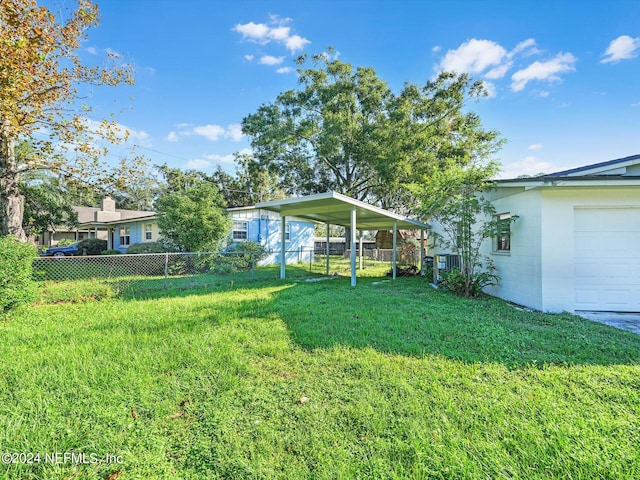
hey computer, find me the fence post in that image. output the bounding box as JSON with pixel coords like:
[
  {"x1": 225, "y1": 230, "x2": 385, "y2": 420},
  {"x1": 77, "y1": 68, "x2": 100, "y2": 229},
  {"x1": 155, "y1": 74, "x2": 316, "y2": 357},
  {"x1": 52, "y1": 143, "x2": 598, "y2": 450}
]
[{"x1": 164, "y1": 252, "x2": 169, "y2": 288}]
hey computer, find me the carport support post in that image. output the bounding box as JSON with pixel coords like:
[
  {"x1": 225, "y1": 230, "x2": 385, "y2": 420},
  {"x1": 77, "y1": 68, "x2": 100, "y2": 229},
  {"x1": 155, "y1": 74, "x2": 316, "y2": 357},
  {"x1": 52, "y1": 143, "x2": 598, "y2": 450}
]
[
  {"x1": 326, "y1": 223, "x2": 330, "y2": 276},
  {"x1": 392, "y1": 221, "x2": 397, "y2": 280},
  {"x1": 280, "y1": 215, "x2": 286, "y2": 279},
  {"x1": 350, "y1": 207, "x2": 357, "y2": 287},
  {"x1": 359, "y1": 234, "x2": 363, "y2": 270},
  {"x1": 420, "y1": 229, "x2": 425, "y2": 276}
]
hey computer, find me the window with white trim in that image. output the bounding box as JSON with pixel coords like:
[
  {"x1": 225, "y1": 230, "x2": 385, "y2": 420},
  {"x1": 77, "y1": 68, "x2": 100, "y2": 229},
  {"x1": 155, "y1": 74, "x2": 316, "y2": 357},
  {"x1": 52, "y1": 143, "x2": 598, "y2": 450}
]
[
  {"x1": 119, "y1": 226, "x2": 131, "y2": 246},
  {"x1": 232, "y1": 221, "x2": 248, "y2": 241},
  {"x1": 495, "y1": 213, "x2": 511, "y2": 251},
  {"x1": 144, "y1": 223, "x2": 153, "y2": 241},
  {"x1": 285, "y1": 223, "x2": 291, "y2": 241}
]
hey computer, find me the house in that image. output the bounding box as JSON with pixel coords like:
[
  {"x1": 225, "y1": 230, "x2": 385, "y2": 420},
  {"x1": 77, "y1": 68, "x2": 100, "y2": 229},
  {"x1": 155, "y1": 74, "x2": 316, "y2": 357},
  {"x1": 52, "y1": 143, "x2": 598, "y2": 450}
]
[
  {"x1": 38, "y1": 196, "x2": 158, "y2": 250},
  {"x1": 228, "y1": 206, "x2": 315, "y2": 265},
  {"x1": 432, "y1": 154, "x2": 640, "y2": 313},
  {"x1": 39, "y1": 198, "x2": 316, "y2": 263}
]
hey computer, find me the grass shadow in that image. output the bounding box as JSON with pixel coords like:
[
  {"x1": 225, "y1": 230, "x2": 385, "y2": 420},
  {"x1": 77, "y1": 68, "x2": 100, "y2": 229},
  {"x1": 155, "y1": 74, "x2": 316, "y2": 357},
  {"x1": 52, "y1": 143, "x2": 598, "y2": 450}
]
[{"x1": 268, "y1": 276, "x2": 640, "y2": 368}]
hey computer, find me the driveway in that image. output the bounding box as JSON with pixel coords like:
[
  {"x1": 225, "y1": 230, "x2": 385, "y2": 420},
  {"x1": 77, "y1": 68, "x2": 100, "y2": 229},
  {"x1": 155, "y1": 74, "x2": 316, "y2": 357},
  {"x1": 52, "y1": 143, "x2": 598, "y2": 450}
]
[{"x1": 577, "y1": 311, "x2": 640, "y2": 335}]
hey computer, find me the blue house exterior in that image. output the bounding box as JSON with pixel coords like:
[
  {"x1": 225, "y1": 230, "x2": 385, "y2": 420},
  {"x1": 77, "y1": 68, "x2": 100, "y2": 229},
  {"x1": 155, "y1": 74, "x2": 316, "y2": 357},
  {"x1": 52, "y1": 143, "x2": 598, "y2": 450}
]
[
  {"x1": 64, "y1": 198, "x2": 315, "y2": 265},
  {"x1": 227, "y1": 207, "x2": 315, "y2": 265}
]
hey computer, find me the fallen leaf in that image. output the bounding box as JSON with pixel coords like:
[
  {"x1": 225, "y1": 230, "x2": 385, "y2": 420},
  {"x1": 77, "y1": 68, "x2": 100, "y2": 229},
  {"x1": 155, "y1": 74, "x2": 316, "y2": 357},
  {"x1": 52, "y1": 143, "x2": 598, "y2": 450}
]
[
  {"x1": 131, "y1": 408, "x2": 138, "y2": 420},
  {"x1": 298, "y1": 396, "x2": 310, "y2": 405},
  {"x1": 169, "y1": 411, "x2": 185, "y2": 419},
  {"x1": 107, "y1": 472, "x2": 121, "y2": 480}
]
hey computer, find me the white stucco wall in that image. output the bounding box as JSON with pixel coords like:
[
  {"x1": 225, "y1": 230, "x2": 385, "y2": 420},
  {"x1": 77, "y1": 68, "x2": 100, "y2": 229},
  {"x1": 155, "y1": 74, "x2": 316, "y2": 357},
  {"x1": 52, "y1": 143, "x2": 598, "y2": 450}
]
[{"x1": 483, "y1": 189, "x2": 544, "y2": 310}]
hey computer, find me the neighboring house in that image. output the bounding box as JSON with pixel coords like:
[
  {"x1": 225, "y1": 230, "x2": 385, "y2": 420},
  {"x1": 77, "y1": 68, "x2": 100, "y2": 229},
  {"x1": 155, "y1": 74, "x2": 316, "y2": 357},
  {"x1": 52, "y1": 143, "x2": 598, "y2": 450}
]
[
  {"x1": 432, "y1": 154, "x2": 640, "y2": 313},
  {"x1": 41, "y1": 199, "x2": 316, "y2": 261},
  {"x1": 228, "y1": 206, "x2": 315, "y2": 265},
  {"x1": 38, "y1": 196, "x2": 157, "y2": 250}
]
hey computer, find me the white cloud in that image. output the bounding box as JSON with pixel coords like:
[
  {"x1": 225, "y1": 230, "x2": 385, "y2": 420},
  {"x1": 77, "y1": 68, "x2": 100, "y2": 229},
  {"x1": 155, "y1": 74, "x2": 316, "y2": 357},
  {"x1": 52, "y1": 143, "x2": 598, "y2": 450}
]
[
  {"x1": 193, "y1": 124, "x2": 226, "y2": 141},
  {"x1": 86, "y1": 46, "x2": 97, "y2": 55},
  {"x1": 438, "y1": 39, "x2": 507, "y2": 75},
  {"x1": 244, "y1": 54, "x2": 254, "y2": 61},
  {"x1": 432, "y1": 45, "x2": 441, "y2": 53},
  {"x1": 528, "y1": 143, "x2": 544, "y2": 150},
  {"x1": 192, "y1": 124, "x2": 244, "y2": 142},
  {"x1": 510, "y1": 52, "x2": 576, "y2": 92},
  {"x1": 233, "y1": 18, "x2": 310, "y2": 55},
  {"x1": 510, "y1": 38, "x2": 538, "y2": 57},
  {"x1": 233, "y1": 21, "x2": 270, "y2": 41},
  {"x1": 485, "y1": 63, "x2": 511, "y2": 79},
  {"x1": 166, "y1": 131, "x2": 179, "y2": 142},
  {"x1": 226, "y1": 123, "x2": 244, "y2": 141},
  {"x1": 601, "y1": 35, "x2": 640, "y2": 63},
  {"x1": 285, "y1": 34, "x2": 310, "y2": 53},
  {"x1": 499, "y1": 156, "x2": 554, "y2": 179},
  {"x1": 537, "y1": 90, "x2": 550, "y2": 98},
  {"x1": 269, "y1": 26, "x2": 291, "y2": 41},
  {"x1": 276, "y1": 66, "x2": 293, "y2": 74},
  {"x1": 202, "y1": 153, "x2": 235, "y2": 164},
  {"x1": 259, "y1": 55, "x2": 285, "y2": 66},
  {"x1": 632, "y1": 101, "x2": 640, "y2": 107},
  {"x1": 186, "y1": 159, "x2": 213, "y2": 170}
]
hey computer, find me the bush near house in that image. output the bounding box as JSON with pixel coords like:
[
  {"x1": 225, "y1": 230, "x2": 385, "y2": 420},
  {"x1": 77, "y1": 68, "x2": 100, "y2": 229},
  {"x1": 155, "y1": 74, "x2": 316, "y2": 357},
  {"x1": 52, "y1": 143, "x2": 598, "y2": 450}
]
[
  {"x1": 0, "y1": 236, "x2": 37, "y2": 312},
  {"x1": 77, "y1": 238, "x2": 107, "y2": 255},
  {"x1": 126, "y1": 241, "x2": 176, "y2": 254},
  {"x1": 100, "y1": 249, "x2": 121, "y2": 255}
]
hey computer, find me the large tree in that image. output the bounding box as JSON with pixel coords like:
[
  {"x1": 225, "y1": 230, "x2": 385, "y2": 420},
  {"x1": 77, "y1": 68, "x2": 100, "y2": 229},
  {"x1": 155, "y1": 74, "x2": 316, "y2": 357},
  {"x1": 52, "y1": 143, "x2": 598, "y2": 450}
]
[
  {"x1": 0, "y1": 0, "x2": 140, "y2": 241},
  {"x1": 241, "y1": 51, "x2": 501, "y2": 212}
]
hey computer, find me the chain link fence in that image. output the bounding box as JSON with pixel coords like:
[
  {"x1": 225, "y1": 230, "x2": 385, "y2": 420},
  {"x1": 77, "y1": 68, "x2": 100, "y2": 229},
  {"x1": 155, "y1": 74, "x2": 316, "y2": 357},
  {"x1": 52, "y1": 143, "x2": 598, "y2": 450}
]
[{"x1": 33, "y1": 247, "x2": 422, "y2": 295}]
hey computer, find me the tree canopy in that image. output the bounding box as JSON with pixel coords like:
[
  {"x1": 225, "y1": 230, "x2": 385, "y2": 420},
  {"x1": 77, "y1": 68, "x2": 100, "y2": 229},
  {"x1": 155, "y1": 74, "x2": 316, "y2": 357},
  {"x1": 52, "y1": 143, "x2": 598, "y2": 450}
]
[
  {"x1": 0, "y1": 0, "x2": 141, "y2": 241},
  {"x1": 241, "y1": 51, "x2": 502, "y2": 212},
  {"x1": 156, "y1": 181, "x2": 231, "y2": 253}
]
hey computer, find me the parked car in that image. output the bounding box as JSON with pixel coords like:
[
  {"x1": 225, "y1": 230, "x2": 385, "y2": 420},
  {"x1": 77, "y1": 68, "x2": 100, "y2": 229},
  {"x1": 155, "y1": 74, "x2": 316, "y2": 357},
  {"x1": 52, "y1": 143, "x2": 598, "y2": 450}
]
[{"x1": 40, "y1": 242, "x2": 80, "y2": 257}]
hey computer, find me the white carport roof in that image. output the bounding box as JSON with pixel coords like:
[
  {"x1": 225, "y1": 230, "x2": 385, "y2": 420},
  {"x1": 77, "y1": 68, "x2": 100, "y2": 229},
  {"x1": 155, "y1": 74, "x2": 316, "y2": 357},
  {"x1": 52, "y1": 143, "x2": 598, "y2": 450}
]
[
  {"x1": 255, "y1": 191, "x2": 429, "y2": 230},
  {"x1": 255, "y1": 191, "x2": 429, "y2": 286}
]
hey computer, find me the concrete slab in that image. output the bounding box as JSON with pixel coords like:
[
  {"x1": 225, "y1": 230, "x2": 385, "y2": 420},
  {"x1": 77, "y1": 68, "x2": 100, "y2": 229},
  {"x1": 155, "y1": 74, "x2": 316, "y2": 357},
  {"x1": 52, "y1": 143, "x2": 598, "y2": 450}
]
[{"x1": 577, "y1": 311, "x2": 640, "y2": 335}]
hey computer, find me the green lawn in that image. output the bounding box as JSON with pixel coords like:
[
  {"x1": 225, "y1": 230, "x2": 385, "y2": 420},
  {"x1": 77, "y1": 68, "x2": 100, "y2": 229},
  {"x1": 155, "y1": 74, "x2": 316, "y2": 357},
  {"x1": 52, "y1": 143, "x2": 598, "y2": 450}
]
[{"x1": 1, "y1": 274, "x2": 640, "y2": 479}]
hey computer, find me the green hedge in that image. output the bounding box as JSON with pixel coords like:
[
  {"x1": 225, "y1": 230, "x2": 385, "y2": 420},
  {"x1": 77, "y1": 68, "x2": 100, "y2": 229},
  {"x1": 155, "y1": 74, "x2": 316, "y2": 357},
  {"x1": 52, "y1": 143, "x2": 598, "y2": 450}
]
[
  {"x1": 77, "y1": 238, "x2": 108, "y2": 255},
  {"x1": 127, "y1": 242, "x2": 175, "y2": 254},
  {"x1": 0, "y1": 236, "x2": 37, "y2": 312}
]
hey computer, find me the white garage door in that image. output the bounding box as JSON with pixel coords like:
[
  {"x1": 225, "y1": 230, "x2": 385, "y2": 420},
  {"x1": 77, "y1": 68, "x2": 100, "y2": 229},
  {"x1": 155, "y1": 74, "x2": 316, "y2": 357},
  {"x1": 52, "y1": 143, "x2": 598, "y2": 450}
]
[{"x1": 574, "y1": 207, "x2": 640, "y2": 312}]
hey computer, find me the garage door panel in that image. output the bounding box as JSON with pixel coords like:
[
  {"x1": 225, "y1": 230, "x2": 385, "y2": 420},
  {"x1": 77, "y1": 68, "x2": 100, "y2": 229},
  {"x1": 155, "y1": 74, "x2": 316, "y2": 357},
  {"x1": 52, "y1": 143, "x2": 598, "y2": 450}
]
[{"x1": 574, "y1": 207, "x2": 640, "y2": 312}]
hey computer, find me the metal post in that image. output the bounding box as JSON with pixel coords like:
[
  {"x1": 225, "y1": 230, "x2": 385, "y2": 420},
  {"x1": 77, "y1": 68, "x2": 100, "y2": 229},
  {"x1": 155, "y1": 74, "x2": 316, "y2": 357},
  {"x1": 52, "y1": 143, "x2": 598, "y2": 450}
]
[
  {"x1": 420, "y1": 229, "x2": 425, "y2": 276},
  {"x1": 350, "y1": 207, "x2": 357, "y2": 287},
  {"x1": 359, "y1": 234, "x2": 363, "y2": 270},
  {"x1": 280, "y1": 216, "x2": 286, "y2": 279},
  {"x1": 164, "y1": 252, "x2": 169, "y2": 289},
  {"x1": 326, "y1": 223, "x2": 330, "y2": 276},
  {"x1": 392, "y1": 221, "x2": 397, "y2": 280}
]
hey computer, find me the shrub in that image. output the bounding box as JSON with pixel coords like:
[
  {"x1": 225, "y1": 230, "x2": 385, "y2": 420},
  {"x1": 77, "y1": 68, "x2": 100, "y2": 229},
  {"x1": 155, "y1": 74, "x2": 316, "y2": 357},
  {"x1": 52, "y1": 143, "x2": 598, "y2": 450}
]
[
  {"x1": 56, "y1": 238, "x2": 77, "y2": 247},
  {"x1": 223, "y1": 241, "x2": 267, "y2": 271},
  {"x1": 0, "y1": 236, "x2": 37, "y2": 312},
  {"x1": 77, "y1": 238, "x2": 108, "y2": 255},
  {"x1": 127, "y1": 242, "x2": 175, "y2": 254},
  {"x1": 100, "y1": 249, "x2": 121, "y2": 255},
  {"x1": 441, "y1": 268, "x2": 499, "y2": 298}
]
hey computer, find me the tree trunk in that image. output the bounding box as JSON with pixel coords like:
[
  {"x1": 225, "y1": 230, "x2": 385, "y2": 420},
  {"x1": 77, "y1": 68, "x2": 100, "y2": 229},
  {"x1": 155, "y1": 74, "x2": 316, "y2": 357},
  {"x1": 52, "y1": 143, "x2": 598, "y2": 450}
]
[{"x1": 0, "y1": 121, "x2": 27, "y2": 241}]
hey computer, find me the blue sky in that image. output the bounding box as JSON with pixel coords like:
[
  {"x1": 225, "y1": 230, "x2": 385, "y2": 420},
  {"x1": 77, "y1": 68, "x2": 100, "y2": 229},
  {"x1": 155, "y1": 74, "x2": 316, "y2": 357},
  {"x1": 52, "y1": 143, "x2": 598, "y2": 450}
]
[{"x1": 50, "y1": 0, "x2": 640, "y2": 179}]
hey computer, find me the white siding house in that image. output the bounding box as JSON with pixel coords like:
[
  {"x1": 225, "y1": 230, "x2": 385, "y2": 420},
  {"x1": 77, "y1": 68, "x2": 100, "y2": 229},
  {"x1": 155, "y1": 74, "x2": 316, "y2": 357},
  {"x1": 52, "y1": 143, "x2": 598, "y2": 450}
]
[{"x1": 431, "y1": 154, "x2": 640, "y2": 313}]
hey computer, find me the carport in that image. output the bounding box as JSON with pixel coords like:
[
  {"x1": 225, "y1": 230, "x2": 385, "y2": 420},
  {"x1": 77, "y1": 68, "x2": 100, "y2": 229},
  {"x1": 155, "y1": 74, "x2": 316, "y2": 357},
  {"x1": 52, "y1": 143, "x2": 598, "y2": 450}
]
[{"x1": 255, "y1": 191, "x2": 430, "y2": 287}]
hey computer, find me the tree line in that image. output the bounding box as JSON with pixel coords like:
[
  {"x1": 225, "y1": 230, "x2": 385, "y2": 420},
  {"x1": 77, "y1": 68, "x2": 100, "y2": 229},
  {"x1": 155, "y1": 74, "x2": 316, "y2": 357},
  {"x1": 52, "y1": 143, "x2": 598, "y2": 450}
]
[{"x1": 2, "y1": 0, "x2": 506, "y2": 296}]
